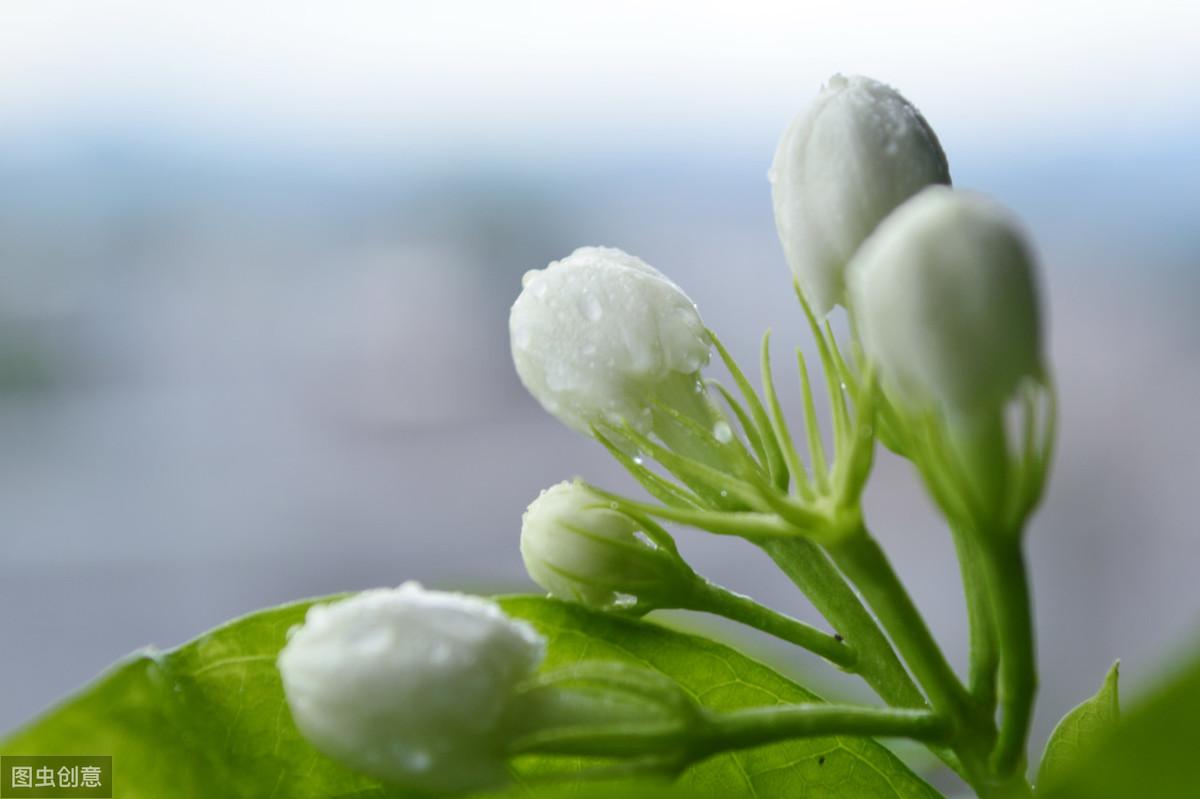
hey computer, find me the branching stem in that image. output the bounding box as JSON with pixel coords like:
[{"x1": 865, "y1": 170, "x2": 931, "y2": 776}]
[
  {"x1": 685, "y1": 579, "x2": 856, "y2": 669},
  {"x1": 826, "y1": 528, "x2": 974, "y2": 725}
]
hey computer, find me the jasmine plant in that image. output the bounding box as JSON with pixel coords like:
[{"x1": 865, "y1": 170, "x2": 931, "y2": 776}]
[{"x1": 10, "y1": 74, "x2": 1185, "y2": 799}]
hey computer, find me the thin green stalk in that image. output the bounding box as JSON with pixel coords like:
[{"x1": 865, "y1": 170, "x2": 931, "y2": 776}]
[
  {"x1": 979, "y1": 536, "x2": 1036, "y2": 774},
  {"x1": 512, "y1": 700, "x2": 949, "y2": 759},
  {"x1": 826, "y1": 529, "x2": 974, "y2": 724},
  {"x1": 685, "y1": 579, "x2": 856, "y2": 668},
  {"x1": 759, "y1": 538, "x2": 926, "y2": 710},
  {"x1": 698, "y1": 704, "x2": 950, "y2": 754},
  {"x1": 950, "y1": 523, "x2": 999, "y2": 713}
]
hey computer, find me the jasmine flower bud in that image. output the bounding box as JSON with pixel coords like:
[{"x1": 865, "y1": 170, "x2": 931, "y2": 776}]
[
  {"x1": 509, "y1": 246, "x2": 711, "y2": 436},
  {"x1": 521, "y1": 480, "x2": 696, "y2": 612},
  {"x1": 848, "y1": 186, "x2": 1043, "y2": 418},
  {"x1": 770, "y1": 74, "x2": 950, "y2": 314},
  {"x1": 278, "y1": 583, "x2": 544, "y2": 793}
]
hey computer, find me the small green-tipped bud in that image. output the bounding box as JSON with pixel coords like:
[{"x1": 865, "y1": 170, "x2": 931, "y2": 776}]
[
  {"x1": 520, "y1": 480, "x2": 697, "y2": 612},
  {"x1": 848, "y1": 186, "x2": 1043, "y2": 419},
  {"x1": 770, "y1": 74, "x2": 950, "y2": 315},
  {"x1": 277, "y1": 584, "x2": 544, "y2": 793},
  {"x1": 509, "y1": 246, "x2": 711, "y2": 436}
]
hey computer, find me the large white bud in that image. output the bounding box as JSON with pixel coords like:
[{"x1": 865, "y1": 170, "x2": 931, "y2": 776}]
[
  {"x1": 770, "y1": 74, "x2": 950, "y2": 315},
  {"x1": 849, "y1": 186, "x2": 1043, "y2": 418},
  {"x1": 278, "y1": 584, "x2": 544, "y2": 793},
  {"x1": 509, "y1": 246, "x2": 710, "y2": 436},
  {"x1": 520, "y1": 480, "x2": 695, "y2": 612}
]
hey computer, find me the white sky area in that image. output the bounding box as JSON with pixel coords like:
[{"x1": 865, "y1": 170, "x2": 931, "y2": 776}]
[{"x1": 1, "y1": 1, "x2": 1198, "y2": 166}]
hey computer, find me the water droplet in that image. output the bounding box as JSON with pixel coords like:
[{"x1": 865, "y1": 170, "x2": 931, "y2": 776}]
[
  {"x1": 578, "y1": 292, "x2": 603, "y2": 321},
  {"x1": 430, "y1": 642, "x2": 452, "y2": 664},
  {"x1": 719, "y1": 489, "x2": 728, "y2": 498},
  {"x1": 633, "y1": 530, "x2": 658, "y2": 549},
  {"x1": 713, "y1": 421, "x2": 733, "y2": 443},
  {"x1": 403, "y1": 749, "x2": 432, "y2": 772},
  {"x1": 612, "y1": 593, "x2": 639, "y2": 609},
  {"x1": 633, "y1": 453, "x2": 644, "y2": 466}
]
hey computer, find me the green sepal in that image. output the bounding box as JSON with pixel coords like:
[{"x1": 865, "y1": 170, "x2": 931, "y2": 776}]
[
  {"x1": 582, "y1": 483, "x2": 802, "y2": 541},
  {"x1": 593, "y1": 428, "x2": 704, "y2": 510},
  {"x1": 614, "y1": 424, "x2": 767, "y2": 512},
  {"x1": 707, "y1": 379, "x2": 770, "y2": 468},
  {"x1": 759, "y1": 331, "x2": 814, "y2": 500},
  {"x1": 708, "y1": 328, "x2": 789, "y2": 491}
]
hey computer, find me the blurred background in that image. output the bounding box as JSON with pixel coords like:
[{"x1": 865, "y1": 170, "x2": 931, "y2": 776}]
[{"x1": 2, "y1": 0, "x2": 1198, "y2": 787}]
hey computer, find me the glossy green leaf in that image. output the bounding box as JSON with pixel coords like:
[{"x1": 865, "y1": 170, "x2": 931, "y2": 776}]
[
  {"x1": 1040, "y1": 651, "x2": 1200, "y2": 799},
  {"x1": 1, "y1": 594, "x2": 944, "y2": 799},
  {"x1": 1035, "y1": 660, "x2": 1119, "y2": 792}
]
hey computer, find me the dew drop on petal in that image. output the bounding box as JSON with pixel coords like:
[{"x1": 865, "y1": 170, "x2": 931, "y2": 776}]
[
  {"x1": 612, "y1": 593, "x2": 639, "y2": 609},
  {"x1": 633, "y1": 530, "x2": 658, "y2": 549},
  {"x1": 578, "y1": 292, "x2": 603, "y2": 321},
  {"x1": 403, "y1": 749, "x2": 433, "y2": 773}
]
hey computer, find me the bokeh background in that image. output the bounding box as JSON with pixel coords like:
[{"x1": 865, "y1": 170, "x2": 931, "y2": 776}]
[{"x1": 2, "y1": 0, "x2": 1198, "y2": 787}]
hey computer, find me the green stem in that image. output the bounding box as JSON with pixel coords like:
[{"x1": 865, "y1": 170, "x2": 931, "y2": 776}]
[
  {"x1": 982, "y1": 774, "x2": 1035, "y2": 799},
  {"x1": 826, "y1": 529, "x2": 974, "y2": 724},
  {"x1": 951, "y1": 523, "x2": 1000, "y2": 713},
  {"x1": 759, "y1": 538, "x2": 926, "y2": 709},
  {"x1": 514, "y1": 701, "x2": 949, "y2": 758},
  {"x1": 698, "y1": 704, "x2": 950, "y2": 754},
  {"x1": 979, "y1": 536, "x2": 1036, "y2": 774},
  {"x1": 685, "y1": 579, "x2": 856, "y2": 669}
]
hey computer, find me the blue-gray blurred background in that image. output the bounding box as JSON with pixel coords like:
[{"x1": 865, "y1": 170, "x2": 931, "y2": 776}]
[{"x1": 2, "y1": 0, "x2": 1198, "y2": 785}]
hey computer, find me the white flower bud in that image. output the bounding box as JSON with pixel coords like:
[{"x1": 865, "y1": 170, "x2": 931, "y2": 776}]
[
  {"x1": 278, "y1": 583, "x2": 544, "y2": 793},
  {"x1": 509, "y1": 246, "x2": 710, "y2": 436},
  {"x1": 521, "y1": 481, "x2": 695, "y2": 611},
  {"x1": 770, "y1": 74, "x2": 950, "y2": 315},
  {"x1": 848, "y1": 186, "x2": 1043, "y2": 418}
]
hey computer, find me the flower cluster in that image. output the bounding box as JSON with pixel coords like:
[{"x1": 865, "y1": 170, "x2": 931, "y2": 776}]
[{"x1": 277, "y1": 73, "x2": 1057, "y2": 799}]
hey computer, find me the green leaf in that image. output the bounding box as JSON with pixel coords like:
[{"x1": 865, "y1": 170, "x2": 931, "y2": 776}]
[
  {"x1": 1035, "y1": 660, "x2": 1119, "y2": 792},
  {"x1": 1, "y1": 594, "x2": 944, "y2": 799},
  {"x1": 1039, "y1": 651, "x2": 1200, "y2": 799}
]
